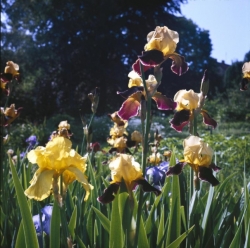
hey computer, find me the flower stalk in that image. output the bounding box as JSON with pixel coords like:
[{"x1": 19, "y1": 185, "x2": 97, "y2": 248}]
[{"x1": 134, "y1": 62, "x2": 152, "y2": 247}]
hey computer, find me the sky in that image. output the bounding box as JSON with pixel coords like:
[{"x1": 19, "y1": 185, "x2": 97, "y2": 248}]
[{"x1": 180, "y1": 0, "x2": 250, "y2": 65}]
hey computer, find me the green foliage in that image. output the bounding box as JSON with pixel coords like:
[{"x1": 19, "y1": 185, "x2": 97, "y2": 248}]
[{"x1": 1, "y1": 145, "x2": 249, "y2": 247}]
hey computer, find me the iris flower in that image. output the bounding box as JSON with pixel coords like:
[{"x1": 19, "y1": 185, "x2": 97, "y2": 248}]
[
  {"x1": 170, "y1": 89, "x2": 217, "y2": 132},
  {"x1": 98, "y1": 154, "x2": 161, "y2": 204},
  {"x1": 240, "y1": 61, "x2": 250, "y2": 91},
  {"x1": 132, "y1": 26, "x2": 188, "y2": 76},
  {"x1": 33, "y1": 205, "x2": 53, "y2": 236},
  {"x1": 166, "y1": 135, "x2": 221, "y2": 186},
  {"x1": 0, "y1": 61, "x2": 20, "y2": 82},
  {"x1": 25, "y1": 124, "x2": 93, "y2": 201},
  {"x1": 0, "y1": 104, "x2": 23, "y2": 127},
  {"x1": 117, "y1": 73, "x2": 176, "y2": 120},
  {"x1": 26, "y1": 135, "x2": 38, "y2": 148},
  {"x1": 146, "y1": 161, "x2": 169, "y2": 188}
]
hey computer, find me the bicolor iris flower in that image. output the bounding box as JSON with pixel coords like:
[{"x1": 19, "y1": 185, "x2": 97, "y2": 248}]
[
  {"x1": 240, "y1": 61, "x2": 250, "y2": 91},
  {"x1": 132, "y1": 26, "x2": 188, "y2": 76},
  {"x1": 25, "y1": 123, "x2": 93, "y2": 201},
  {"x1": 1, "y1": 61, "x2": 20, "y2": 82},
  {"x1": 98, "y1": 154, "x2": 161, "y2": 204},
  {"x1": 0, "y1": 104, "x2": 23, "y2": 127},
  {"x1": 166, "y1": 135, "x2": 221, "y2": 186},
  {"x1": 169, "y1": 89, "x2": 217, "y2": 132},
  {"x1": 117, "y1": 73, "x2": 176, "y2": 120}
]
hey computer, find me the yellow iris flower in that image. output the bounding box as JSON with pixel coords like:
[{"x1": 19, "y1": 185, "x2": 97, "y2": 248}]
[
  {"x1": 183, "y1": 135, "x2": 213, "y2": 171},
  {"x1": 98, "y1": 154, "x2": 161, "y2": 203},
  {"x1": 166, "y1": 135, "x2": 221, "y2": 186},
  {"x1": 25, "y1": 136, "x2": 93, "y2": 201},
  {"x1": 144, "y1": 26, "x2": 179, "y2": 56}
]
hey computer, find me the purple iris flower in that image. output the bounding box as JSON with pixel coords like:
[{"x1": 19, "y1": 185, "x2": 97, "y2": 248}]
[
  {"x1": 32, "y1": 205, "x2": 53, "y2": 236},
  {"x1": 26, "y1": 135, "x2": 38, "y2": 148},
  {"x1": 20, "y1": 152, "x2": 26, "y2": 159},
  {"x1": 146, "y1": 161, "x2": 169, "y2": 187}
]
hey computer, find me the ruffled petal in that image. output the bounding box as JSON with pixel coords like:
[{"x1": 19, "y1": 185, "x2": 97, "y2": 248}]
[
  {"x1": 117, "y1": 87, "x2": 143, "y2": 99},
  {"x1": 198, "y1": 166, "x2": 220, "y2": 186},
  {"x1": 66, "y1": 166, "x2": 94, "y2": 201},
  {"x1": 138, "y1": 50, "x2": 165, "y2": 67},
  {"x1": 97, "y1": 183, "x2": 120, "y2": 204},
  {"x1": 166, "y1": 162, "x2": 186, "y2": 176},
  {"x1": 135, "y1": 179, "x2": 161, "y2": 196},
  {"x1": 132, "y1": 59, "x2": 153, "y2": 76},
  {"x1": 200, "y1": 110, "x2": 217, "y2": 129},
  {"x1": 24, "y1": 169, "x2": 54, "y2": 201},
  {"x1": 152, "y1": 92, "x2": 177, "y2": 110},
  {"x1": 169, "y1": 109, "x2": 190, "y2": 132},
  {"x1": 169, "y1": 54, "x2": 189, "y2": 76},
  {"x1": 117, "y1": 93, "x2": 141, "y2": 120}
]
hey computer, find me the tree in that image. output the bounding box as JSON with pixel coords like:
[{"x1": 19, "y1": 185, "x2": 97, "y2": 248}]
[{"x1": 1, "y1": 0, "x2": 223, "y2": 121}]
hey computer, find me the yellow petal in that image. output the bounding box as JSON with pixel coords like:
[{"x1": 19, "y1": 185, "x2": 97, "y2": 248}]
[
  {"x1": 24, "y1": 169, "x2": 54, "y2": 201},
  {"x1": 66, "y1": 166, "x2": 94, "y2": 201},
  {"x1": 174, "y1": 89, "x2": 200, "y2": 110},
  {"x1": 109, "y1": 154, "x2": 143, "y2": 186},
  {"x1": 183, "y1": 135, "x2": 213, "y2": 168}
]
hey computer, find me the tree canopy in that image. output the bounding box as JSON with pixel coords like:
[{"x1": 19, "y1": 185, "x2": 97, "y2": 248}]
[{"x1": 1, "y1": 0, "x2": 243, "y2": 122}]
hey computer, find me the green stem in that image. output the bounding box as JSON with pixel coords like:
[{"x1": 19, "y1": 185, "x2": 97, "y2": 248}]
[
  {"x1": 4, "y1": 80, "x2": 13, "y2": 109},
  {"x1": 59, "y1": 175, "x2": 70, "y2": 248},
  {"x1": 134, "y1": 62, "x2": 152, "y2": 248},
  {"x1": 193, "y1": 110, "x2": 198, "y2": 136},
  {"x1": 80, "y1": 113, "x2": 95, "y2": 155}
]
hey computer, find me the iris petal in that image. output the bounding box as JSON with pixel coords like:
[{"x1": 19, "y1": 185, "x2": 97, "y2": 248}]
[
  {"x1": 97, "y1": 183, "x2": 120, "y2": 204},
  {"x1": 24, "y1": 169, "x2": 54, "y2": 201},
  {"x1": 152, "y1": 92, "x2": 177, "y2": 110},
  {"x1": 117, "y1": 87, "x2": 143, "y2": 99},
  {"x1": 166, "y1": 162, "x2": 186, "y2": 176},
  {"x1": 169, "y1": 109, "x2": 190, "y2": 132},
  {"x1": 138, "y1": 50, "x2": 165, "y2": 66},
  {"x1": 135, "y1": 179, "x2": 161, "y2": 196},
  {"x1": 117, "y1": 94, "x2": 141, "y2": 120},
  {"x1": 66, "y1": 166, "x2": 94, "y2": 201},
  {"x1": 198, "y1": 166, "x2": 220, "y2": 186},
  {"x1": 210, "y1": 163, "x2": 221, "y2": 172},
  {"x1": 170, "y1": 54, "x2": 189, "y2": 76},
  {"x1": 240, "y1": 78, "x2": 248, "y2": 91},
  {"x1": 132, "y1": 59, "x2": 153, "y2": 76},
  {"x1": 200, "y1": 110, "x2": 217, "y2": 129}
]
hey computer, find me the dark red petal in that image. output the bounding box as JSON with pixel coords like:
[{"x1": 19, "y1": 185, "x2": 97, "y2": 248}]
[
  {"x1": 132, "y1": 59, "x2": 153, "y2": 76},
  {"x1": 97, "y1": 183, "x2": 120, "y2": 204},
  {"x1": 117, "y1": 94, "x2": 141, "y2": 121},
  {"x1": 210, "y1": 163, "x2": 221, "y2": 172},
  {"x1": 198, "y1": 166, "x2": 220, "y2": 186},
  {"x1": 0, "y1": 73, "x2": 13, "y2": 82},
  {"x1": 169, "y1": 109, "x2": 190, "y2": 132},
  {"x1": 166, "y1": 162, "x2": 186, "y2": 176},
  {"x1": 135, "y1": 179, "x2": 161, "y2": 196},
  {"x1": 117, "y1": 86, "x2": 143, "y2": 99},
  {"x1": 240, "y1": 78, "x2": 249, "y2": 91},
  {"x1": 170, "y1": 55, "x2": 189, "y2": 76},
  {"x1": 201, "y1": 110, "x2": 217, "y2": 129},
  {"x1": 152, "y1": 92, "x2": 177, "y2": 110},
  {"x1": 138, "y1": 50, "x2": 164, "y2": 66}
]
